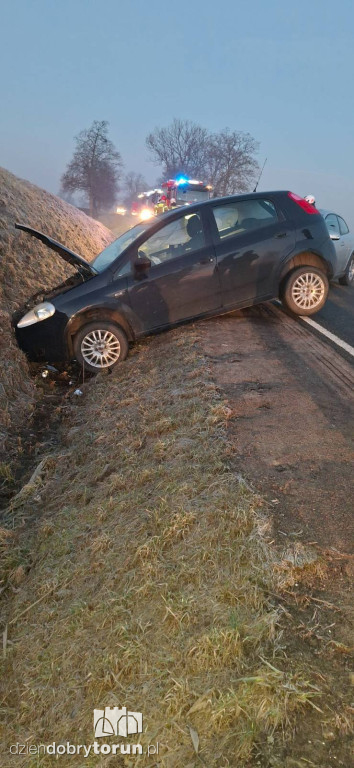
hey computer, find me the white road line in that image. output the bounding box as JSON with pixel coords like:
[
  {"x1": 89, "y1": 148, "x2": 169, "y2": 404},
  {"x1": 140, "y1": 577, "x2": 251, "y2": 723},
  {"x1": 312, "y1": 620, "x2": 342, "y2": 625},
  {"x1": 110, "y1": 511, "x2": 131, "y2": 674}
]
[{"x1": 300, "y1": 316, "x2": 354, "y2": 358}]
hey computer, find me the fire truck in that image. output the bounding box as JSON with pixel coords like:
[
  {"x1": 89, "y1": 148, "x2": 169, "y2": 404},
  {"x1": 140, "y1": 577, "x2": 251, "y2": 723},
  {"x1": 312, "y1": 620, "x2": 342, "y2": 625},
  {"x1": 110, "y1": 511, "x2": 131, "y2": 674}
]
[
  {"x1": 154, "y1": 177, "x2": 213, "y2": 214},
  {"x1": 132, "y1": 178, "x2": 213, "y2": 220}
]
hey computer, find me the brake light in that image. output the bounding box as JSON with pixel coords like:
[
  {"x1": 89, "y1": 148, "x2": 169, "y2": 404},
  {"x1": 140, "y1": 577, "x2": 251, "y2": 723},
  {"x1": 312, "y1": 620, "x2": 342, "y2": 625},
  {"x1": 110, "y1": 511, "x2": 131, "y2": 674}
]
[{"x1": 288, "y1": 191, "x2": 319, "y2": 214}]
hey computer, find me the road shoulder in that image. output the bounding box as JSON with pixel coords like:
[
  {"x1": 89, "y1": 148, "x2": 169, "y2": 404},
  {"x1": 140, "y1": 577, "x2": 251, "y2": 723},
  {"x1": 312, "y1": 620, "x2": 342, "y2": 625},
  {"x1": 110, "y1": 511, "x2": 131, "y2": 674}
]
[{"x1": 199, "y1": 304, "x2": 354, "y2": 766}]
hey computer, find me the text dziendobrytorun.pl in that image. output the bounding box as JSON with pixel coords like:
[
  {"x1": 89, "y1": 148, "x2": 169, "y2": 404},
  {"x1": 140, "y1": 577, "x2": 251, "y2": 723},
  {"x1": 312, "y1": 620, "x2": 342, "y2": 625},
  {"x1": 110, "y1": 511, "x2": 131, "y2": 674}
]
[{"x1": 10, "y1": 741, "x2": 159, "y2": 757}]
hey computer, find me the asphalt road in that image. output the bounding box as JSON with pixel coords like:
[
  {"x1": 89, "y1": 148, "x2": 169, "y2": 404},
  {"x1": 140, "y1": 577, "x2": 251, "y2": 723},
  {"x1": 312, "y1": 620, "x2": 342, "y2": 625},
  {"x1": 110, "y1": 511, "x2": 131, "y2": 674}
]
[{"x1": 314, "y1": 281, "x2": 354, "y2": 347}]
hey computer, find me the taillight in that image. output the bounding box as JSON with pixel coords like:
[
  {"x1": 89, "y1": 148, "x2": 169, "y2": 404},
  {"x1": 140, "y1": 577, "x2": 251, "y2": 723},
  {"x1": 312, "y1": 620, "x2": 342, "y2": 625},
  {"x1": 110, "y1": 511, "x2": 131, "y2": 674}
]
[{"x1": 288, "y1": 191, "x2": 320, "y2": 215}]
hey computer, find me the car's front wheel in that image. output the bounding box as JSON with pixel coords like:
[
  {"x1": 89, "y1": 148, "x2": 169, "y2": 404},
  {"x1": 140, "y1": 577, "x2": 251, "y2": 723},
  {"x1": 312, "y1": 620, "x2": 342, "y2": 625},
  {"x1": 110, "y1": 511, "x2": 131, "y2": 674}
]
[
  {"x1": 281, "y1": 267, "x2": 329, "y2": 315},
  {"x1": 338, "y1": 253, "x2": 354, "y2": 286},
  {"x1": 73, "y1": 321, "x2": 129, "y2": 372}
]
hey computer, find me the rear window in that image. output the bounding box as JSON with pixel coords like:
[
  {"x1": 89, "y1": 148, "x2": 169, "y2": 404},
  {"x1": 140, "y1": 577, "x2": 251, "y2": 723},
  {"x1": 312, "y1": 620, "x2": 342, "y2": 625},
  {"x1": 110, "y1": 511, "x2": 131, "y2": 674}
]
[
  {"x1": 212, "y1": 199, "x2": 278, "y2": 241},
  {"x1": 176, "y1": 187, "x2": 209, "y2": 203}
]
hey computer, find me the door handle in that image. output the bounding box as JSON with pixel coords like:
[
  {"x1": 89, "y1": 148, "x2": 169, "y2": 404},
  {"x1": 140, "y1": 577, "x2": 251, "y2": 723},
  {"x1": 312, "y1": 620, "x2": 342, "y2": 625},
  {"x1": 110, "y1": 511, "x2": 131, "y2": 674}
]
[
  {"x1": 275, "y1": 232, "x2": 288, "y2": 238},
  {"x1": 199, "y1": 257, "x2": 215, "y2": 264}
]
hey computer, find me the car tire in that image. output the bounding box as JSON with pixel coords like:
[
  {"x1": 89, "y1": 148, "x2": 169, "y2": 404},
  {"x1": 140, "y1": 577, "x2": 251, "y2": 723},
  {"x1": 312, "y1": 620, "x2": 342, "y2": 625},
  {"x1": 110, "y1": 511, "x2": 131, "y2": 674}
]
[
  {"x1": 73, "y1": 321, "x2": 129, "y2": 373},
  {"x1": 338, "y1": 253, "x2": 354, "y2": 286},
  {"x1": 281, "y1": 267, "x2": 329, "y2": 316}
]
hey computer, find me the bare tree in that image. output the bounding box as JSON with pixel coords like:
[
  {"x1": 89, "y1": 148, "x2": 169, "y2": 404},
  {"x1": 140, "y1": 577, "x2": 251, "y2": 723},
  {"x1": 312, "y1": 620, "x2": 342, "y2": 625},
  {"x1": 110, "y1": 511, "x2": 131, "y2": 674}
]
[
  {"x1": 61, "y1": 121, "x2": 123, "y2": 217},
  {"x1": 124, "y1": 171, "x2": 147, "y2": 206},
  {"x1": 146, "y1": 119, "x2": 259, "y2": 195},
  {"x1": 205, "y1": 129, "x2": 259, "y2": 196},
  {"x1": 146, "y1": 118, "x2": 209, "y2": 180}
]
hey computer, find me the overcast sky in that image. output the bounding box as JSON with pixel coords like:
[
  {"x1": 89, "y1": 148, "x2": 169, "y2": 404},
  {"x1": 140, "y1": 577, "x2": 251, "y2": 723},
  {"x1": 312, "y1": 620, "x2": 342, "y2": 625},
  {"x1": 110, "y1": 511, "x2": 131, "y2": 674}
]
[{"x1": 1, "y1": 0, "x2": 354, "y2": 224}]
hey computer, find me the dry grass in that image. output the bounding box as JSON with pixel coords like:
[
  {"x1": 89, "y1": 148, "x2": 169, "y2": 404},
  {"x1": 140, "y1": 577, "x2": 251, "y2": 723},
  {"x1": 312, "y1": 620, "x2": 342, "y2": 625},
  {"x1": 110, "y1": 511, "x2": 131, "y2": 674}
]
[
  {"x1": 0, "y1": 329, "x2": 323, "y2": 766},
  {"x1": 0, "y1": 166, "x2": 113, "y2": 477},
  {"x1": 274, "y1": 543, "x2": 329, "y2": 590}
]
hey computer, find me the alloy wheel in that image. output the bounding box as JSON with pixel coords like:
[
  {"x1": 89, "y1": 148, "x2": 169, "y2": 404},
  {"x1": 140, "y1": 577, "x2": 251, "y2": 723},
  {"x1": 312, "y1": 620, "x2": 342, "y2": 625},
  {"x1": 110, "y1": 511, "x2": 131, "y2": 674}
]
[
  {"x1": 291, "y1": 272, "x2": 325, "y2": 310},
  {"x1": 81, "y1": 329, "x2": 121, "y2": 368}
]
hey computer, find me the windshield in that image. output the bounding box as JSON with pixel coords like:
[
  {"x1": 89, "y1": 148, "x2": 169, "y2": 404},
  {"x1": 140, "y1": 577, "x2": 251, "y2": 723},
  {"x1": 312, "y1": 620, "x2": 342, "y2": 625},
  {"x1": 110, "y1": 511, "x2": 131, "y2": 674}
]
[
  {"x1": 91, "y1": 222, "x2": 149, "y2": 272},
  {"x1": 176, "y1": 187, "x2": 209, "y2": 203}
]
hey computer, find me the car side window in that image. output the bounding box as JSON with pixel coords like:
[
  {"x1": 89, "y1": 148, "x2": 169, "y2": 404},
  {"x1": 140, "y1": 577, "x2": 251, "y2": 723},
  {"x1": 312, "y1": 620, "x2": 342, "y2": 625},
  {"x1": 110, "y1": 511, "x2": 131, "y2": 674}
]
[
  {"x1": 115, "y1": 212, "x2": 205, "y2": 277},
  {"x1": 338, "y1": 216, "x2": 349, "y2": 236},
  {"x1": 137, "y1": 212, "x2": 205, "y2": 266},
  {"x1": 325, "y1": 214, "x2": 340, "y2": 235},
  {"x1": 212, "y1": 199, "x2": 278, "y2": 241}
]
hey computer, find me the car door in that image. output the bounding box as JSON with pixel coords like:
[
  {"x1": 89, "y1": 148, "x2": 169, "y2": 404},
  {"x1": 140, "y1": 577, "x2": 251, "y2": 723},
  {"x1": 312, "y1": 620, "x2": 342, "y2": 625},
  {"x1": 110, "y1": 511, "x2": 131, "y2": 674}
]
[
  {"x1": 324, "y1": 213, "x2": 343, "y2": 269},
  {"x1": 337, "y1": 215, "x2": 352, "y2": 272},
  {"x1": 207, "y1": 198, "x2": 295, "y2": 307},
  {"x1": 122, "y1": 209, "x2": 221, "y2": 332}
]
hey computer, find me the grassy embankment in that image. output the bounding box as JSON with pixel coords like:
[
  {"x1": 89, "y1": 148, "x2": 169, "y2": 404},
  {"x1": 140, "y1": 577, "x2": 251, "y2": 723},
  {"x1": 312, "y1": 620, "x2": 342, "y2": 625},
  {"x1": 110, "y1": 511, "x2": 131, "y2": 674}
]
[
  {"x1": 0, "y1": 166, "x2": 113, "y2": 485},
  {"x1": 0, "y1": 327, "x2": 322, "y2": 767}
]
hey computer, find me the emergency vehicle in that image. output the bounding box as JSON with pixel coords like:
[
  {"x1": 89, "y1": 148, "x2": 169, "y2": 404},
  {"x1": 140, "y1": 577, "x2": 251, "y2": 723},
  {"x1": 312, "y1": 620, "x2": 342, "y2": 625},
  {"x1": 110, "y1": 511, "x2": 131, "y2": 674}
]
[
  {"x1": 132, "y1": 189, "x2": 162, "y2": 220},
  {"x1": 155, "y1": 177, "x2": 212, "y2": 214},
  {"x1": 132, "y1": 178, "x2": 213, "y2": 220}
]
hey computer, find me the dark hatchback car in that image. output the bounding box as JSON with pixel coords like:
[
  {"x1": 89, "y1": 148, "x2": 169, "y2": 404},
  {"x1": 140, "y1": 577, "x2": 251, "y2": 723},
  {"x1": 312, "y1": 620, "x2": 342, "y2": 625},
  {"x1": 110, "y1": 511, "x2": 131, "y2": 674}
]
[{"x1": 15, "y1": 191, "x2": 338, "y2": 372}]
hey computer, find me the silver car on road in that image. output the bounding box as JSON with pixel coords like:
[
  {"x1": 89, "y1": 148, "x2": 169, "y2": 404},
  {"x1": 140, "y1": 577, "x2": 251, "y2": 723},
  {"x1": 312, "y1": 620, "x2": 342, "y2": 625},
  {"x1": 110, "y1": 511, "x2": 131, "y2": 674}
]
[{"x1": 320, "y1": 209, "x2": 354, "y2": 285}]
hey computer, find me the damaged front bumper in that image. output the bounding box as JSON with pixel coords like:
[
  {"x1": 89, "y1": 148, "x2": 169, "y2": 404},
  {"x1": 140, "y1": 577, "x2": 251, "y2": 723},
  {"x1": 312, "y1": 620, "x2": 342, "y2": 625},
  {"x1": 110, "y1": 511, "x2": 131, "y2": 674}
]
[{"x1": 15, "y1": 310, "x2": 70, "y2": 363}]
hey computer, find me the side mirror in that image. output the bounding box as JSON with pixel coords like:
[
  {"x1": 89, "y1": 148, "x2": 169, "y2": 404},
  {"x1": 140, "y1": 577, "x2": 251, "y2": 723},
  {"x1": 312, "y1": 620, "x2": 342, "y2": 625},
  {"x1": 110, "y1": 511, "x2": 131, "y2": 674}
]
[
  {"x1": 133, "y1": 252, "x2": 151, "y2": 279},
  {"x1": 329, "y1": 231, "x2": 340, "y2": 241}
]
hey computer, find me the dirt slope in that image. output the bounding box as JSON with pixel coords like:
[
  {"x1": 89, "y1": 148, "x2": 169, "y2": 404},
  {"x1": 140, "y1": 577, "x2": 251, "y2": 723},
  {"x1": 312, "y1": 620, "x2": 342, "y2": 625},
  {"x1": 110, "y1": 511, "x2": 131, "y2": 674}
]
[{"x1": 0, "y1": 167, "x2": 113, "y2": 481}]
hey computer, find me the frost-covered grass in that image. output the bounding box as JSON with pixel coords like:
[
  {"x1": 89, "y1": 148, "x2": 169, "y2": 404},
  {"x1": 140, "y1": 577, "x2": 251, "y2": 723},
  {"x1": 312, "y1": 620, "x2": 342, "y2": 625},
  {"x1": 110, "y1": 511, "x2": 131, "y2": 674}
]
[{"x1": 0, "y1": 166, "x2": 113, "y2": 478}]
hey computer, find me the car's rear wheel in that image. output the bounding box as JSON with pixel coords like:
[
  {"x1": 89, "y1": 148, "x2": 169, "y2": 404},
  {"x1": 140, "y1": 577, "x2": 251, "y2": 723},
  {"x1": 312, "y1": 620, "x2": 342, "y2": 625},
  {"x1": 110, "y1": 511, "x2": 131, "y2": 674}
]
[
  {"x1": 73, "y1": 321, "x2": 128, "y2": 372},
  {"x1": 281, "y1": 267, "x2": 329, "y2": 315},
  {"x1": 338, "y1": 253, "x2": 354, "y2": 286}
]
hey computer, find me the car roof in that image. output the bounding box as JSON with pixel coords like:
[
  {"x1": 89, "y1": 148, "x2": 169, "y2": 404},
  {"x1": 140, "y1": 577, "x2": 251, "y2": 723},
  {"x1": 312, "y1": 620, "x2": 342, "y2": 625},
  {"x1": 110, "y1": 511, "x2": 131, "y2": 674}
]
[{"x1": 156, "y1": 190, "x2": 291, "y2": 224}]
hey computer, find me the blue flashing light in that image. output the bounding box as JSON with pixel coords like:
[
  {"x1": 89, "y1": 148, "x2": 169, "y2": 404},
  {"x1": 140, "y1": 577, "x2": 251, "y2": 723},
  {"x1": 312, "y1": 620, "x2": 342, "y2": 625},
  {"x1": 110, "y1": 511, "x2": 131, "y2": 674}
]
[{"x1": 175, "y1": 176, "x2": 189, "y2": 186}]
